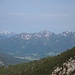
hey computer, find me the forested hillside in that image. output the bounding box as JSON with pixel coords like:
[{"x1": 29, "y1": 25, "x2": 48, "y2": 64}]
[{"x1": 0, "y1": 47, "x2": 75, "y2": 75}]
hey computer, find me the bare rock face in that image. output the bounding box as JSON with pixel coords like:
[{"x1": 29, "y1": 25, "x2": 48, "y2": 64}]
[
  {"x1": 51, "y1": 57, "x2": 75, "y2": 75},
  {"x1": 0, "y1": 60, "x2": 4, "y2": 66}
]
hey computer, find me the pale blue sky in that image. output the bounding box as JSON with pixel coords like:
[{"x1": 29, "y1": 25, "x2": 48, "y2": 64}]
[{"x1": 0, "y1": 0, "x2": 75, "y2": 33}]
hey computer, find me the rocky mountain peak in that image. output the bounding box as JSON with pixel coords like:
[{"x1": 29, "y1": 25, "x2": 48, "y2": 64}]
[
  {"x1": 60, "y1": 31, "x2": 75, "y2": 37},
  {"x1": 14, "y1": 30, "x2": 54, "y2": 40},
  {"x1": 0, "y1": 31, "x2": 16, "y2": 38},
  {"x1": 0, "y1": 31, "x2": 14, "y2": 35}
]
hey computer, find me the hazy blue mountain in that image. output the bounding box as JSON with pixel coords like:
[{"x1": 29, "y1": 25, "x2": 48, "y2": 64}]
[
  {"x1": 0, "y1": 31, "x2": 16, "y2": 38},
  {"x1": 0, "y1": 30, "x2": 75, "y2": 65}
]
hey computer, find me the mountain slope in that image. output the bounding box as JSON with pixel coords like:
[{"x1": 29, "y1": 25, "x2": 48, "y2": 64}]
[
  {"x1": 26, "y1": 47, "x2": 75, "y2": 75},
  {"x1": 0, "y1": 47, "x2": 75, "y2": 75}
]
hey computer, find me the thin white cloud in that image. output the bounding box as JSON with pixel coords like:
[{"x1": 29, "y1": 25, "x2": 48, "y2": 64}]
[{"x1": 13, "y1": 12, "x2": 73, "y2": 17}]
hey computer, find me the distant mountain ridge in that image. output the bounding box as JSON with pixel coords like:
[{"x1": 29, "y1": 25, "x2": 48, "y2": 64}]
[
  {"x1": 10, "y1": 30, "x2": 75, "y2": 41},
  {"x1": 0, "y1": 30, "x2": 75, "y2": 39},
  {"x1": 0, "y1": 31, "x2": 16, "y2": 38},
  {"x1": 0, "y1": 30, "x2": 75, "y2": 65},
  {"x1": 13, "y1": 30, "x2": 54, "y2": 40}
]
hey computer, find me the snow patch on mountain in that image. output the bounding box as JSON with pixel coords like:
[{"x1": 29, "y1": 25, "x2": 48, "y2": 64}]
[
  {"x1": 60, "y1": 31, "x2": 74, "y2": 37},
  {"x1": 0, "y1": 31, "x2": 13, "y2": 35},
  {"x1": 0, "y1": 31, "x2": 16, "y2": 38},
  {"x1": 14, "y1": 30, "x2": 55, "y2": 40}
]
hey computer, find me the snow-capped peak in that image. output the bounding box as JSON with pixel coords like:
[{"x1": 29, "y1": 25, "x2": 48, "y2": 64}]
[
  {"x1": 40, "y1": 30, "x2": 50, "y2": 34},
  {"x1": 60, "y1": 31, "x2": 73, "y2": 37},
  {"x1": 0, "y1": 31, "x2": 16, "y2": 38},
  {"x1": 14, "y1": 30, "x2": 55, "y2": 40},
  {"x1": 39, "y1": 30, "x2": 53, "y2": 37},
  {"x1": 0, "y1": 31, "x2": 13, "y2": 35},
  {"x1": 15, "y1": 33, "x2": 32, "y2": 40}
]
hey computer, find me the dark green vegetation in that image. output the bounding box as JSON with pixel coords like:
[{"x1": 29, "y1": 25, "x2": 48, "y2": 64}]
[{"x1": 0, "y1": 47, "x2": 75, "y2": 75}]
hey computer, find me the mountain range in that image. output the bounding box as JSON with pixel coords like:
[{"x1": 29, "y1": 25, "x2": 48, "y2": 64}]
[{"x1": 0, "y1": 30, "x2": 75, "y2": 65}]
